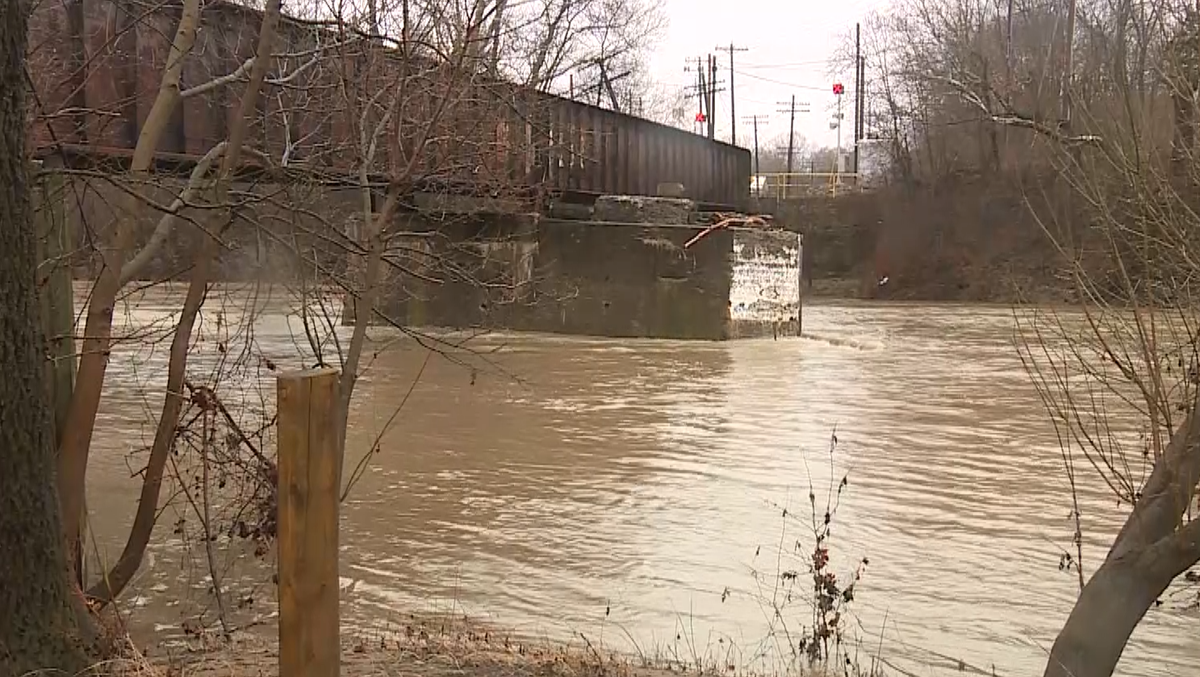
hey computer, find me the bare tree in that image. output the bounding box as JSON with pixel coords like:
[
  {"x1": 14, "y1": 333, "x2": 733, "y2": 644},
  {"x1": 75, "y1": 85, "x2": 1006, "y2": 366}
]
[
  {"x1": 82, "y1": 0, "x2": 288, "y2": 607},
  {"x1": 857, "y1": 0, "x2": 1200, "y2": 674},
  {"x1": 25, "y1": 0, "x2": 593, "y2": 630},
  {"x1": 0, "y1": 0, "x2": 91, "y2": 666},
  {"x1": 1017, "y1": 14, "x2": 1200, "y2": 677},
  {"x1": 492, "y1": 0, "x2": 665, "y2": 102}
]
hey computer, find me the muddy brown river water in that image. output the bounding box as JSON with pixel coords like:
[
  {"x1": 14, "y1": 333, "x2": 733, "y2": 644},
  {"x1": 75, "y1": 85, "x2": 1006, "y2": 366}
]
[{"x1": 83, "y1": 285, "x2": 1200, "y2": 676}]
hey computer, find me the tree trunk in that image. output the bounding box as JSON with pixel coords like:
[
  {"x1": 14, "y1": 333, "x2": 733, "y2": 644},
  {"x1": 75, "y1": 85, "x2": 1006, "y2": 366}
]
[
  {"x1": 56, "y1": 0, "x2": 202, "y2": 570},
  {"x1": 0, "y1": 0, "x2": 89, "y2": 671},
  {"x1": 88, "y1": 0, "x2": 284, "y2": 605},
  {"x1": 1041, "y1": 405, "x2": 1200, "y2": 677},
  {"x1": 1043, "y1": 555, "x2": 1171, "y2": 677}
]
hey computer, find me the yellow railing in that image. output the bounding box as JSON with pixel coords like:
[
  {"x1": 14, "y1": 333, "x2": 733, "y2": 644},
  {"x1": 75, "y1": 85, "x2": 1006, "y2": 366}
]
[{"x1": 751, "y1": 172, "x2": 862, "y2": 199}]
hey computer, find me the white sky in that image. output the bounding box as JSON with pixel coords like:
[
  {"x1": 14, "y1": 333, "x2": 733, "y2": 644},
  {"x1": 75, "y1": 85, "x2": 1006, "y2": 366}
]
[{"x1": 648, "y1": 0, "x2": 894, "y2": 152}]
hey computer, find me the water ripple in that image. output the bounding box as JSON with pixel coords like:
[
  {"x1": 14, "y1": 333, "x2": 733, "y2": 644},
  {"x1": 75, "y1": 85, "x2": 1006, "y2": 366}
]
[{"x1": 84, "y1": 290, "x2": 1200, "y2": 676}]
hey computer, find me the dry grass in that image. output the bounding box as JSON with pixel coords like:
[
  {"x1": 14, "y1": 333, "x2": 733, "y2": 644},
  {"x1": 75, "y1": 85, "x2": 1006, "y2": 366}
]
[
  {"x1": 32, "y1": 606, "x2": 891, "y2": 677},
  {"x1": 91, "y1": 613, "x2": 702, "y2": 677},
  {"x1": 72, "y1": 610, "x2": 891, "y2": 677}
]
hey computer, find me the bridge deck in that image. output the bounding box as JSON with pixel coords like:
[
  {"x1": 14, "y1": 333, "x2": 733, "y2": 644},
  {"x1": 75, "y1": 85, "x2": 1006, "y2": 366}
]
[{"x1": 28, "y1": 0, "x2": 750, "y2": 208}]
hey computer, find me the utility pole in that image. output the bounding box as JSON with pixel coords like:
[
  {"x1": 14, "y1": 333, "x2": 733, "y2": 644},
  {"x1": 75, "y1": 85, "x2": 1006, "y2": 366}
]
[
  {"x1": 776, "y1": 97, "x2": 810, "y2": 198},
  {"x1": 834, "y1": 85, "x2": 845, "y2": 197},
  {"x1": 786, "y1": 95, "x2": 796, "y2": 177},
  {"x1": 685, "y1": 55, "x2": 725, "y2": 138},
  {"x1": 717, "y1": 43, "x2": 748, "y2": 145},
  {"x1": 685, "y1": 57, "x2": 708, "y2": 135},
  {"x1": 1005, "y1": 0, "x2": 1014, "y2": 82},
  {"x1": 858, "y1": 55, "x2": 865, "y2": 167},
  {"x1": 1061, "y1": 0, "x2": 1077, "y2": 128},
  {"x1": 776, "y1": 96, "x2": 811, "y2": 174},
  {"x1": 708, "y1": 54, "x2": 718, "y2": 139},
  {"x1": 743, "y1": 114, "x2": 769, "y2": 195},
  {"x1": 854, "y1": 23, "x2": 861, "y2": 175},
  {"x1": 1060, "y1": 0, "x2": 1079, "y2": 248},
  {"x1": 754, "y1": 117, "x2": 760, "y2": 191}
]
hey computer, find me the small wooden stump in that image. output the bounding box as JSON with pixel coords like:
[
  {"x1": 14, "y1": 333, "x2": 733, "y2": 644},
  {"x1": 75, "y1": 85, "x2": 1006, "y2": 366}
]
[{"x1": 277, "y1": 368, "x2": 342, "y2": 677}]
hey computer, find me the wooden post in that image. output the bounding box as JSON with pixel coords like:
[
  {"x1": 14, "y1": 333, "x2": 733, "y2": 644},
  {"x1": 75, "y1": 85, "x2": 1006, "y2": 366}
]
[{"x1": 277, "y1": 368, "x2": 342, "y2": 677}]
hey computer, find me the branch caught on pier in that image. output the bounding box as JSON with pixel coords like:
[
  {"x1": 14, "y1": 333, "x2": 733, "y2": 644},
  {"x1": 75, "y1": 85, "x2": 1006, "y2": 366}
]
[{"x1": 684, "y1": 213, "x2": 773, "y2": 249}]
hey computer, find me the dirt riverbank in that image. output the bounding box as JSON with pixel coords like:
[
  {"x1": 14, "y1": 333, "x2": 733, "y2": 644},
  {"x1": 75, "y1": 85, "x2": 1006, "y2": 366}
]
[
  {"x1": 99, "y1": 613, "x2": 708, "y2": 677},
  {"x1": 94, "y1": 612, "x2": 884, "y2": 677}
]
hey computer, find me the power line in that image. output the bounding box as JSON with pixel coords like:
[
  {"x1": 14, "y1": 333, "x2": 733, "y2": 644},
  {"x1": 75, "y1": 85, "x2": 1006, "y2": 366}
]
[
  {"x1": 776, "y1": 100, "x2": 812, "y2": 115},
  {"x1": 736, "y1": 69, "x2": 829, "y2": 92},
  {"x1": 738, "y1": 58, "x2": 831, "y2": 69},
  {"x1": 800, "y1": 0, "x2": 889, "y2": 36},
  {"x1": 740, "y1": 96, "x2": 784, "y2": 106}
]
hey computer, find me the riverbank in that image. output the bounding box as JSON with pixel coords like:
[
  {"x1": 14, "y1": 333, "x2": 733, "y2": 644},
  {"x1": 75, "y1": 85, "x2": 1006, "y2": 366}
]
[
  {"x1": 804, "y1": 276, "x2": 1075, "y2": 304},
  {"x1": 760, "y1": 176, "x2": 1085, "y2": 305},
  {"x1": 163, "y1": 625, "x2": 677, "y2": 677},
  {"x1": 99, "y1": 613, "x2": 887, "y2": 677}
]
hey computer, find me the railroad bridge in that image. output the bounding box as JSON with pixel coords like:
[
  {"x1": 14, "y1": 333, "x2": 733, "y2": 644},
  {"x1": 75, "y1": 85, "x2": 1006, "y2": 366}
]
[
  {"x1": 25, "y1": 0, "x2": 795, "y2": 340},
  {"x1": 28, "y1": 0, "x2": 750, "y2": 210}
]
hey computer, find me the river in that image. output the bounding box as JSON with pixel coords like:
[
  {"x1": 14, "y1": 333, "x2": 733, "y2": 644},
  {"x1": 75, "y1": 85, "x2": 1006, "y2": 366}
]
[{"x1": 83, "y1": 285, "x2": 1200, "y2": 676}]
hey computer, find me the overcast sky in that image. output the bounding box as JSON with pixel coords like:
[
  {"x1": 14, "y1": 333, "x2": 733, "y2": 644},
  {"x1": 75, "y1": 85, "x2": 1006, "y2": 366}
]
[{"x1": 647, "y1": 0, "x2": 894, "y2": 152}]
